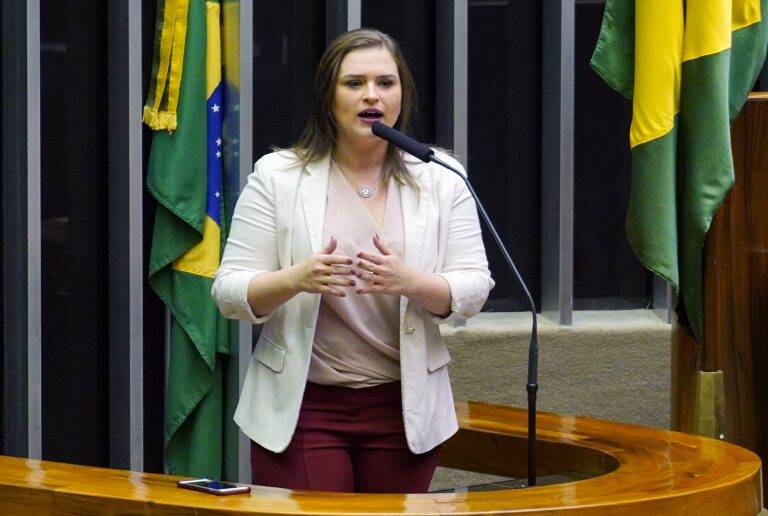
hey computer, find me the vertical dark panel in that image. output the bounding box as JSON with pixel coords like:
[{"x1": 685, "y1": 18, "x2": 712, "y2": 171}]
[
  {"x1": 361, "y1": 0, "x2": 436, "y2": 142},
  {"x1": 0, "y1": 0, "x2": 6, "y2": 450},
  {"x1": 107, "y1": 0, "x2": 144, "y2": 471},
  {"x1": 573, "y1": 3, "x2": 650, "y2": 309},
  {"x1": 40, "y1": 0, "x2": 109, "y2": 465},
  {"x1": 435, "y1": 1, "x2": 456, "y2": 152},
  {"x1": 2, "y1": 0, "x2": 32, "y2": 457},
  {"x1": 108, "y1": 0, "x2": 130, "y2": 470},
  {"x1": 141, "y1": 0, "x2": 166, "y2": 474},
  {"x1": 326, "y1": 0, "x2": 349, "y2": 44},
  {"x1": 468, "y1": 0, "x2": 541, "y2": 311},
  {"x1": 252, "y1": 0, "x2": 325, "y2": 156}
]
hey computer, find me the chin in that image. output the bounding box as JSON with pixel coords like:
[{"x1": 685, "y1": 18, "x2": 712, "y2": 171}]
[{"x1": 352, "y1": 126, "x2": 377, "y2": 139}]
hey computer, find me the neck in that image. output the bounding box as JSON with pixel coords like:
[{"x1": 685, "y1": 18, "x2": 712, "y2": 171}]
[{"x1": 332, "y1": 135, "x2": 388, "y2": 174}]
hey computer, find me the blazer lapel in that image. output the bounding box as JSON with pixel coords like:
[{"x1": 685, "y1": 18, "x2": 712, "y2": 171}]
[
  {"x1": 300, "y1": 154, "x2": 331, "y2": 254},
  {"x1": 400, "y1": 159, "x2": 429, "y2": 271}
]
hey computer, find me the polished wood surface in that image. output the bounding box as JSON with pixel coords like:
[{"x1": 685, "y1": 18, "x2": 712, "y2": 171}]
[
  {"x1": 671, "y1": 94, "x2": 768, "y2": 493},
  {"x1": 0, "y1": 402, "x2": 761, "y2": 515}
]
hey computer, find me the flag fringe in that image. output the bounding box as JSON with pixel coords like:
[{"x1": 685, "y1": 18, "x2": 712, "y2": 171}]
[
  {"x1": 143, "y1": 0, "x2": 189, "y2": 132},
  {"x1": 143, "y1": 106, "x2": 178, "y2": 132}
]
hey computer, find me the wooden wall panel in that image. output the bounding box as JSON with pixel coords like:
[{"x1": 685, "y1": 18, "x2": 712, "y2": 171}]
[{"x1": 672, "y1": 93, "x2": 768, "y2": 494}]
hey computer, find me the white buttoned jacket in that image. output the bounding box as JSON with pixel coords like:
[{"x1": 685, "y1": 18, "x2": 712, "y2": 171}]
[{"x1": 212, "y1": 149, "x2": 494, "y2": 454}]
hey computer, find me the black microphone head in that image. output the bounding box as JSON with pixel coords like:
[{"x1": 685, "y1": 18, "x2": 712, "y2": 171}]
[
  {"x1": 370, "y1": 120, "x2": 387, "y2": 138},
  {"x1": 371, "y1": 121, "x2": 434, "y2": 163}
]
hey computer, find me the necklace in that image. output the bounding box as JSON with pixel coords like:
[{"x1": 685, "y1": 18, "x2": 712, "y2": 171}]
[{"x1": 333, "y1": 160, "x2": 383, "y2": 199}]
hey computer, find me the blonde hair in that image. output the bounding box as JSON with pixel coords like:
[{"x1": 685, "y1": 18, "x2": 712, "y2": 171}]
[{"x1": 286, "y1": 28, "x2": 419, "y2": 189}]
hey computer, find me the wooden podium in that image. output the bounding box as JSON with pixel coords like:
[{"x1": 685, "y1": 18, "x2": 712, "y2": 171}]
[
  {"x1": 672, "y1": 93, "x2": 768, "y2": 495},
  {"x1": 0, "y1": 402, "x2": 761, "y2": 515}
]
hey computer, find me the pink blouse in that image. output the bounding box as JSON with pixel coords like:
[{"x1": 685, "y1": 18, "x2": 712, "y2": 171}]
[{"x1": 308, "y1": 163, "x2": 405, "y2": 388}]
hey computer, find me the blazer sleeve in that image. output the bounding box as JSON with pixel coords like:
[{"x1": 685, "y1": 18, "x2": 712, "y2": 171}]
[
  {"x1": 431, "y1": 158, "x2": 495, "y2": 325},
  {"x1": 211, "y1": 158, "x2": 279, "y2": 325}
]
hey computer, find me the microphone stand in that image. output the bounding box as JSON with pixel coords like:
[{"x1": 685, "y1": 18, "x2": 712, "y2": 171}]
[
  {"x1": 369, "y1": 120, "x2": 539, "y2": 486},
  {"x1": 429, "y1": 154, "x2": 539, "y2": 488}
]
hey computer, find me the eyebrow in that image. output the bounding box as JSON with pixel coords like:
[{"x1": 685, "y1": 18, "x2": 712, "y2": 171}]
[{"x1": 339, "y1": 74, "x2": 399, "y2": 80}]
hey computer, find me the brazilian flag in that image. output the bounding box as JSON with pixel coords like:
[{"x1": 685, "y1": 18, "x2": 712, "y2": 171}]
[
  {"x1": 144, "y1": 0, "x2": 229, "y2": 478},
  {"x1": 591, "y1": 0, "x2": 768, "y2": 341}
]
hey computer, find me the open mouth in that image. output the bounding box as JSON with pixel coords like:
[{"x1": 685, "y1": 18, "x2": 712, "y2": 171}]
[{"x1": 357, "y1": 108, "x2": 384, "y2": 122}]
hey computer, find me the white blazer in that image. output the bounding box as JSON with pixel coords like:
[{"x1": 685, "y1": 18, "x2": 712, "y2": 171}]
[{"x1": 212, "y1": 149, "x2": 494, "y2": 454}]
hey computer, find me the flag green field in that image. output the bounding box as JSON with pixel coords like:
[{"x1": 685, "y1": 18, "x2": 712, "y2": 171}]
[
  {"x1": 591, "y1": 0, "x2": 768, "y2": 341},
  {"x1": 144, "y1": 0, "x2": 229, "y2": 478}
]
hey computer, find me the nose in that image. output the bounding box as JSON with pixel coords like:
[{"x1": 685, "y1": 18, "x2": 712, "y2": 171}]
[{"x1": 362, "y1": 81, "x2": 379, "y2": 103}]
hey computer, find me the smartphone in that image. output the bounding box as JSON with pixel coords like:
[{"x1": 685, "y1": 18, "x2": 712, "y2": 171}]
[{"x1": 177, "y1": 478, "x2": 251, "y2": 496}]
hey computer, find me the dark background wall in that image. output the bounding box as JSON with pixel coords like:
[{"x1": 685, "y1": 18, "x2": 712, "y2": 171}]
[
  {"x1": 468, "y1": 0, "x2": 542, "y2": 311},
  {"x1": 573, "y1": 2, "x2": 649, "y2": 309},
  {"x1": 252, "y1": 1, "x2": 326, "y2": 157},
  {"x1": 0, "y1": 0, "x2": 4, "y2": 448},
  {"x1": 40, "y1": 0, "x2": 109, "y2": 466}
]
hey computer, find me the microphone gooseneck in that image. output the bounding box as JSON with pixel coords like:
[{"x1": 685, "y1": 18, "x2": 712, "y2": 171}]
[{"x1": 371, "y1": 121, "x2": 540, "y2": 487}]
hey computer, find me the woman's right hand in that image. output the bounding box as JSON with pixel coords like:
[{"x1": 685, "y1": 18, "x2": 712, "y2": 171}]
[{"x1": 290, "y1": 237, "x2": 356, "y2": 297}]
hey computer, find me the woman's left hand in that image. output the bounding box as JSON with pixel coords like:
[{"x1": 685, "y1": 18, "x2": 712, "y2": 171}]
[{"x1": 354, "y1": 234, "x2": 418, "y2": 295}]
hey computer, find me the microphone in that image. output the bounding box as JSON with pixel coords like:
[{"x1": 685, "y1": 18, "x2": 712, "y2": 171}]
[
  {"x1": 371, "y1": 121, "x2": 434, "y2": 162},
  {"x1": 371, "y1": 121, "x2": 540, "y2": 487}
]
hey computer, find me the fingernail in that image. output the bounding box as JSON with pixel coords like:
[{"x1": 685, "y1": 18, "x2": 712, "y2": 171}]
[
  {"x1": 347, "y1": 259, "x2": 353, "y2": 264},
  {"x1": 349, "y1": 280, "x2": 356, "y2": 286},
  {"x1": 341, "y1": 292, "x2": 346, "y2": 297},
  {"x1": 356, "y1": 289, "x2": 362, "y2": 294},
  {"x1": 375, "y1": 233, "x2": 380, "y2": 239}
]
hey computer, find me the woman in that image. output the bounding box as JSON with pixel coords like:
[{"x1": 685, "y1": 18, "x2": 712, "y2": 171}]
[{"x1": 212, "y1": 29, "x2": 494, "y2": 493}]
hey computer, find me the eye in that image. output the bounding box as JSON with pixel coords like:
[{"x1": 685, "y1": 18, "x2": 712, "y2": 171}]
[
  {"x1": 345, "y1": 79, "x2": 362, "y2": 88},
  {"x1": 379, "y1": 79, "x2": 394, "y2": 87}
]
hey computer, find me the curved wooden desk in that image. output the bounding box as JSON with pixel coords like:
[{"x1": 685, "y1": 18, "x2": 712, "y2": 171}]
[{"x1": 0, "y1": 402, "x2": 761, "y2": 515}]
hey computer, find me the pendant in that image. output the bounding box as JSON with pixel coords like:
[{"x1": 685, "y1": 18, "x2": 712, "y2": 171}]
[{"x1": 358, "y1": 185, "x2": 375, "y2": 198}]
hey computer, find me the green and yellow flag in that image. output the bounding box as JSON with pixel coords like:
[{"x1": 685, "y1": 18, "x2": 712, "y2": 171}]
[
  {"x1": 592, "y1": 0, "x2": 768, "y2": 341},
  {"x1": 144, "y1": 0, "x2": 229, "y2": 478}
]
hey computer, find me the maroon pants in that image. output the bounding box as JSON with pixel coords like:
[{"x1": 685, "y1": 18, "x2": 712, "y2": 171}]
[{"x1": 250, "y1": 381, "x2": 439, "y2": 493}]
